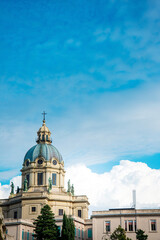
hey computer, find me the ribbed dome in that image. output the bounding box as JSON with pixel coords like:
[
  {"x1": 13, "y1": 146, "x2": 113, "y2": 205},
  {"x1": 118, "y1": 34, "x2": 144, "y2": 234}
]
[{"x1": 24, "y1": 143, "x2": 63, "y2": 163}]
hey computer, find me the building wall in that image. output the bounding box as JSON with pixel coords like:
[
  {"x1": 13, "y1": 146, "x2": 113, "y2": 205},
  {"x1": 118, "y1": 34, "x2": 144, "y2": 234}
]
[
  {"x1": 5, "y1": 219, "x2": 35, "y2": 240},
  {"x1": 92, "y1": 209, "x2": 160, "y2": 240}
]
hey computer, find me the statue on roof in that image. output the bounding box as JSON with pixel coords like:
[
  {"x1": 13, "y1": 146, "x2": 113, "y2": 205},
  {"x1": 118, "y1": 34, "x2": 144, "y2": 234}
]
[
  {"x1": 71, "y1": 184, "x2": 74, "y2": 196},
  {"x1": 16, "y1": 186, "x2": 20, "y2": 194},
  {"x1": 67, "y1": 179, "x2": 71, "y2": 193},
  {"x1": 10, "y1": 182, "x2": 14, "y2": 194},
  {"x1": 24, "y1": 178, "x2": 28, "y2": 192},
  {"x1": 48, "y1": 177, "x2": 52, "y2": 192}
]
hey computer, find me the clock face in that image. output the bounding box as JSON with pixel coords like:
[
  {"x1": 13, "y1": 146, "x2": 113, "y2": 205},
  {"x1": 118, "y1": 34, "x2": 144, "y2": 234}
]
[
  {"x1": 53, "y1": 160, "x2": 57, "y2": 165},
  {"x1": 38, "y1": 159, "x2": 43, "y2": 164}
]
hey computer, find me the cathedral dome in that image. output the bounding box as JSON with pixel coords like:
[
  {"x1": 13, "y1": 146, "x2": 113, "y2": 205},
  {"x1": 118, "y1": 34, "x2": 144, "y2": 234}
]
[{"x1": 24, "y1": 143, "x2": 63, "y2": 163}]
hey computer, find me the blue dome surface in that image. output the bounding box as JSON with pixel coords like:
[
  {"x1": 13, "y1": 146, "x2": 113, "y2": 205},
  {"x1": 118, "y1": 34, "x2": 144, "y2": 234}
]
[{"x1": 24, "y1": 143, "x2": 63, "y2": 163}]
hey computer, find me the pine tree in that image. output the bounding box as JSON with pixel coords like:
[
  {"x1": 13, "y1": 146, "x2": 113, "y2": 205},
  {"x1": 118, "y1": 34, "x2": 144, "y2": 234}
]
[
  {"x1": 110, "y1": 225, "x2": 132, "y2": 240},
  {"x1": 61, "y1": 212, "x2": 68, "y2": 240},
  {"x1": 136, "y1": 229, "x2": 148, "y2": 240},
  {"x1": 68, "y1": 217, "x2": 75, "y2": 240},
  {"x1": 61, "y1": 213, "x2": 75, "y2": 240},
  {"x1": 33, "y1": 204, "x2": 60, "y2": 240}
]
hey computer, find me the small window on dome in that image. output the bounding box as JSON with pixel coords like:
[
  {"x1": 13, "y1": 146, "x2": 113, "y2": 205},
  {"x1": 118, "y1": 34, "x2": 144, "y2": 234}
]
[
  {"x1": 42, "y1": 135, "x2": 44, "y2": 141},
  {"x1": 38, "y1": 159, "x2": 43, "y2": 165},
  {"x1": 46, "y1": 135, "x2": 48, "y2": 140},
  {"x1": 26, "y1": 160, "x2": 30, "y2": 167},
  {"x1": 53, "y1": 160, "x2": 57, "y2": 165}
]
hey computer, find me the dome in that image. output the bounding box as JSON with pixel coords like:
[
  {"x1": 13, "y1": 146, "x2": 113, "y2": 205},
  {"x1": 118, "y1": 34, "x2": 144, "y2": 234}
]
[{"x1": 24, "y1": 143, "x2": 63, "y2": 163}]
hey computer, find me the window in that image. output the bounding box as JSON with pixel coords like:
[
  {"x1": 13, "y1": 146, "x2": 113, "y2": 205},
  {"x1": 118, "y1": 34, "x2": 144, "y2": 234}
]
[
  {"x1": 26, "y1": 174, "x2": 30, "y2": 187},
  {"x1": 52, "y1": 173, "x2": 56, "y2": 185},
  {"x1": 82, "y1": 229, "x2": 84, "y2": 239},
  {"x1": 46, "y1": 135, "x2": 48, "y2": 140},
  {"x1": 59, "y1": 209, "x2": 63, "y2": 216},
  {"x1": 105, "y1": 221, "x2": 110, "y2": 232},
  {"x1": 38, "y1": 159, "x2": 43, "y2": 165},
  {"x1": 58, "y1": 226, "x2": 61, "y2": 236},
  {"x1": 32, "y1": 233, "x2": 34, "y2": 240},
  {"x1": 32, "y1": 207, "x2": 36, "y2": 212},
  {"x1": 78, "y1": 210, "x2": 82, "y2": 218},
  {"x1": 22, "y1": 230, "x2": 24, "y2": 240},
  {"x1": 125, "y1": 220, "x2": 127, "y2": 231},
  {"x1": 53, "y1": 160, "x2": 57, "y2": 165},
  {"x1": 128, "y1": 220, "x2": 133, "y2": 231},
  {"x1": 26, "y1": 160, "x2": 30, "y2": 167},
  {"x1": 88, "y1": 228, "x2": 92, "y2": 238},
  {"x1": 42, "y1": 135, "x2": 44, "y2": 141},
  {"x1": 151, "y1": 220, "x2": 156, "y2": 231},
  {"x1": 134, "y1": 220, "x2": 137, "y2": 231},
  {"x1": 14, "y1": 211, "x2": 17, "y2": 219},
  {"x1": 27, "y1": 231, "x2": 29, "y2": 240},
  {"x1": 78, "y1": 228, "x2": 80, "y2": 238},
  {"x1": 75, "y1": 228, "x2": 77, "y2": 237},
  {"x1": 37, "y1": 173, "x2": 43, "y2": 185}
]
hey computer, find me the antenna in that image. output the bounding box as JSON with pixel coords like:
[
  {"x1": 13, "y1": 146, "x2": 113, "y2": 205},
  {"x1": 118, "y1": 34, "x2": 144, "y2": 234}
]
[{"x1": 132, "y1": 190, "x2": 136, "y2": 209}]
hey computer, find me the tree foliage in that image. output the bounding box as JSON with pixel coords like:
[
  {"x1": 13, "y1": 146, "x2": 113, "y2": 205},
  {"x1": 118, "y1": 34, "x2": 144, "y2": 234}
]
[
  {"x1": 33, "y1": 204, "x2": 60, "y2": 240},
  {"x1": 136, "y1": 229, "x2": 148, "y2": 240},
  {"x1": 110, "y1": 225, "x2": 132, "y2": 240},
  {"x1": 61, "y1": 212, "x2": 75, "y2": 240}
]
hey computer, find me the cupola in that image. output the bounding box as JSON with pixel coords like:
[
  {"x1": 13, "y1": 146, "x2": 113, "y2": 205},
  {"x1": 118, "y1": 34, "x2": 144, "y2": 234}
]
[
  {"x1": 36, "y1": 111, "x2": 52, "y2": 144},
  {"x1": 36, "y1": 119, "x2": 52, "y2": 144}
]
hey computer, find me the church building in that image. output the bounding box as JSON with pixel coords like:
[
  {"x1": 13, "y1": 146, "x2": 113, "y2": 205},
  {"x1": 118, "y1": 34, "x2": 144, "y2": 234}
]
[
  {"x1": 1, "y1": 116, "x2": 160, "y2": 240},
  {"x1": 0, "y1": 117, "x2": 92, "y2": 240}
]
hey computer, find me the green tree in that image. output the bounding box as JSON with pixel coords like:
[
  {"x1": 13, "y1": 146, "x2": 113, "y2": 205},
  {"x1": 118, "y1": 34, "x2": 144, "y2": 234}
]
[
  {"x1": 33, "y1": 204, "x2": 60, "y2": 240},
  {"x1": 61, "y1": 212, "x2": 75, "y2": 240},
  {"x1": 110, "y1": 225, "x2": 132, "y2": 240},
  {"x1": 136, "y1": 229, "x2": 148, "y2": 240}
]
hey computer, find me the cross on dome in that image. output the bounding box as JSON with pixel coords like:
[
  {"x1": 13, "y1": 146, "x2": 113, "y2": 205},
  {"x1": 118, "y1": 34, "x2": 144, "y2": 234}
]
[{"x1": 42, "y1": 111, "x2": 47, "y2": 123}]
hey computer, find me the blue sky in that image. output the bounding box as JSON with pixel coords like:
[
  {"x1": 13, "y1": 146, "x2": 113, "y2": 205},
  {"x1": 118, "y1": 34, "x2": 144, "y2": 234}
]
[{"x1": 1, "y1": 0, "x2": 160, "y2": 185}]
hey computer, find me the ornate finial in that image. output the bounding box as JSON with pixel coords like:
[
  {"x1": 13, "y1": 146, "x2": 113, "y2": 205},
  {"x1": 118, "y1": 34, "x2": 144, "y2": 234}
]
[{"x1": 42, "y1": 111, "x2": 47, "y2": 123}]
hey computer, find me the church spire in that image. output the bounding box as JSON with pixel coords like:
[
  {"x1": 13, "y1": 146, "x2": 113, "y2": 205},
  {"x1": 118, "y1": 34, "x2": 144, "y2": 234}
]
[{"x1": 36, "y1": 112, "x2": 52, "y2": 144}]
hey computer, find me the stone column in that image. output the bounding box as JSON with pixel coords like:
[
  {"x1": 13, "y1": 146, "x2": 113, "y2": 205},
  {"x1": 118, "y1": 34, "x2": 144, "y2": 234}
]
[
  {"x1": 46, "y1": 170, "x2": 50, "y2": 186},
  {"x1": 30, "y1": 171, "x2": 34, "y2": 186}
]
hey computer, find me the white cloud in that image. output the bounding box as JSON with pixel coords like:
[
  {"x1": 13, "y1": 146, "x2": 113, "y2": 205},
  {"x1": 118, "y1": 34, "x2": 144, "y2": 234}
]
[
  {"x1": 66, "y1": 160, "x2": 160, "y2": 215},
  {"x1": 0, "y1": 175, "x2": 21, "y2": 199},
  {"x1": 1, "y1": 160, "x2": 160, "y2": 216}
]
